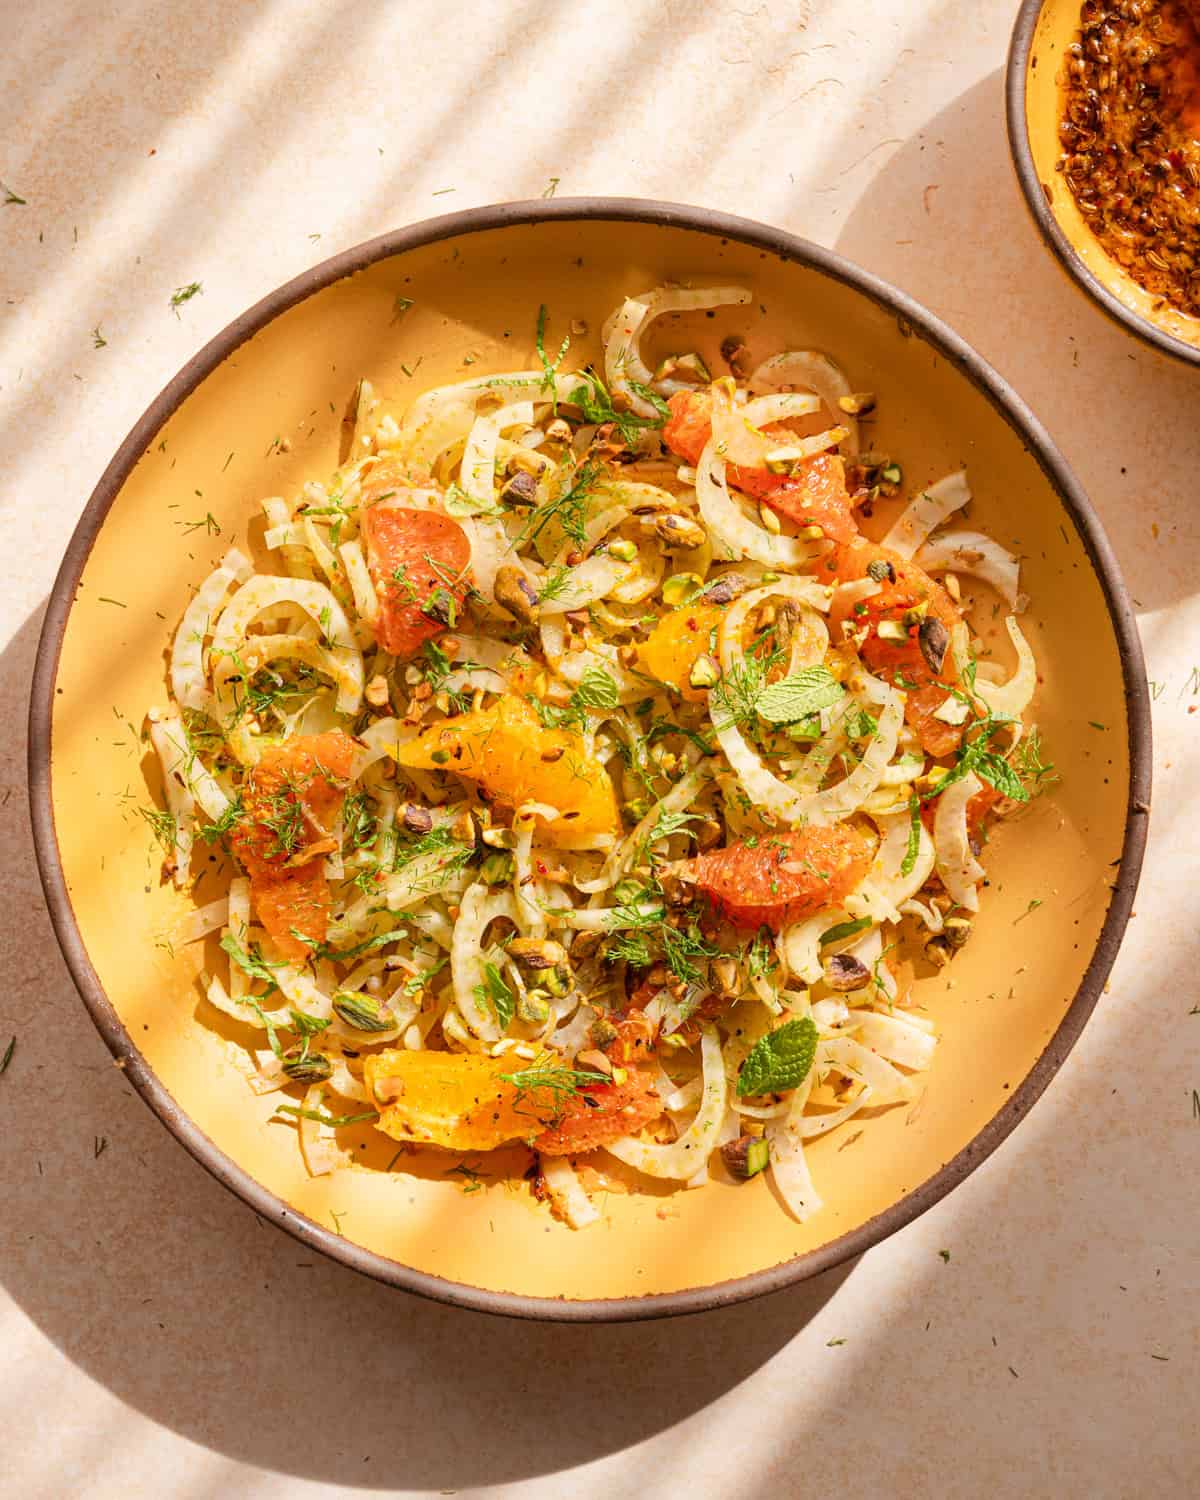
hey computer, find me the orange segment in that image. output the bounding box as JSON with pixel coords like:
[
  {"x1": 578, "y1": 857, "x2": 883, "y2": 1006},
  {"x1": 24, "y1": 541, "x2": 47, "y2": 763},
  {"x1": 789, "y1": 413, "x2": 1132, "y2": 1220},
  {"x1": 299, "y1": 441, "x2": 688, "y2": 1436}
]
[
  {"x1": 392, "y1": 694, "x2": 620, "y2": 843},
  {"x1": 636, "y1": 603, "x2": 724, "y2": 702},
  {"x1": 365, "y1": 1051, "x2": 539, "y2": 1151}
]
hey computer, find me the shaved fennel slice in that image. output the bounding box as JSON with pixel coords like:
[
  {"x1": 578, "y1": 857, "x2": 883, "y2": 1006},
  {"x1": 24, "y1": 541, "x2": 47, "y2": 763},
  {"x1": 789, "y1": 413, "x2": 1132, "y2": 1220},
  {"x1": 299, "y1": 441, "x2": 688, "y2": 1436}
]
[
  {"x1": 146, "y1": 709, "x2": 196, "y2": 885},
  {"x1": 697, "y1": 442, "x2": 824, "y2": 568},
  {"x1": 604, "y1": 286, "x2": 752, "y2": 417},
  {"x1": 818, "y1": 1035, "x2": 914, "y2": 1106},
  {"x1": 461, "y1": 399, "x2": 535, "y2": 505},
  {"x1": 580, "y1": 763, "x2": 713, "y2": 896},
  {"x1": 329, "y1": 845, "x2": 472, "y2": 939},
  {"x1": 297, "y1": 1085, "x2": 347, "y2": 1177},
  {"x1": 766, "y1": 1073, "x2": 822, "y2": 1222},
  {"x1": 781, "y1": 910, "x2": 846, "y2": 985},
  {"x1": 846, "y1": 1009, "x2": 937, "y2": 1071},
  {"x1": 338, "y1": 538, "x2": 379, "y2": 626},
  {"x1": 172, "y1": 896, "x2": 229, "y2": 944},
  {"x1": 398, "y1": 370, "x2": 544, "y2": 464},
  {"x1": 537, "y1": 553, "x2": 631, "y2": 615},
  {"x1": 452, "y1": 885, "x2": 518, "y2": 1041},
  {"x1": 351, "y1": 717, "x2": 415, "y2": 781},
  {"x1": 876, "y1": 468, "x2": 972, "y2": 564},
  {"x1": 539, "y1": 1155, "x2": 600, "y2": 1229},
  {"x1": 933, "y1": 771, "x2": 984, "y2": 912},
  {"x1": 974, "y1": 616, "x2": 1037, "y2": 717},
  {"x1": 170, "y1": 547, "x2": 253, "y2": 711},
  {"x1": 709, "y1": 382, "x2": 822, "y2": 467},
  {"x1": 203, "y1": 971, "x2": 290, "y2": 1030},
  {"x1": 712, "y1": 684, "x2": 901, "y2": 828},
  {"x1": 915, "y1": 528, "x2": 1020, "y2": 607},
  {"x1": 606, "y1": 1030, "x2": 727, "y2": 1179},
  {"x1": 227, "y1": 877, "x2": 252, "y2": 1002},
  {"x1": 716, "y1": 574, "x2": 832, "y2": 673},
  {"x1": 748, "y1": 349, "x2": 860, "y2": 457},
  {"x1": 880, "y1": 469, "x2": 971, "y2": 559},
  {"x1": 864, "y1": 808, "x2": 936, "y2": 913},
  {"x1": 266, "y1": 959, "x2": 334, "y2": 1022},
  {"x1": 211, "y1": 576, "x2": 362, "y2": 713}
]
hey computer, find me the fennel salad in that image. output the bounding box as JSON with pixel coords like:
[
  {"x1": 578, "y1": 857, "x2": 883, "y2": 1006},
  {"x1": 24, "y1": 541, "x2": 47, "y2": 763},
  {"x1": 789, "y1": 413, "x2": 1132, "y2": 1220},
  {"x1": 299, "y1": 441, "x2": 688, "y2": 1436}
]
[{"x1": 145, "y1": 284, "x2": 1054, "y2": 1230}]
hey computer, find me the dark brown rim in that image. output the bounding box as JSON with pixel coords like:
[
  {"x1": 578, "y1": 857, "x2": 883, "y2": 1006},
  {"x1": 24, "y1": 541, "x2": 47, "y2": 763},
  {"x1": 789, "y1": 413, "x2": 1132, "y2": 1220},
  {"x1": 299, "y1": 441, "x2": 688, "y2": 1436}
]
[
  {"x1": 29, "y1": 197, "x2": 1152, "y2": 1322},
  {"x1": 1006, "y1": 0, "x2": 1200, "y2": 368}
]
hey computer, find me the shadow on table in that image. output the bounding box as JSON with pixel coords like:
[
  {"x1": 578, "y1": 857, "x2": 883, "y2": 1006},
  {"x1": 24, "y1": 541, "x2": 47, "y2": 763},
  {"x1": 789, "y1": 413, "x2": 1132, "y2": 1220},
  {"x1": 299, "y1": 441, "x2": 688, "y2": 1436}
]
[
  {"x1": 3, "y1": 600, "x2": 855, "y2": 1490},
  {"x1": 833, "y1": 68, "x2": 1200, "y2": 617}
]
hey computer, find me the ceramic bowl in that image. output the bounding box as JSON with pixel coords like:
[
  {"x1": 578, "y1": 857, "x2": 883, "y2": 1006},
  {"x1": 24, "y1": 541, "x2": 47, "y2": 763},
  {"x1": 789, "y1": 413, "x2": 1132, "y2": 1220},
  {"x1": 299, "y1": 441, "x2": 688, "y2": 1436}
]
[
  {"x1": 29, "y1": 199, "x2": 1151, "y2": 1320},
  {"x1": 1008, "y1": 0, "x2": 1200, "y2": 366}
]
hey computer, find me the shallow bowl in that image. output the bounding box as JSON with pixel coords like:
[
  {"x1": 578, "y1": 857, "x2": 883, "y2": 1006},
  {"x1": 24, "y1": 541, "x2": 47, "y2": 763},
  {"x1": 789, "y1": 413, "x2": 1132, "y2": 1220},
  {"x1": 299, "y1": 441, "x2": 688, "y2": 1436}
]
[
  {"x1": 1008, "y1": 0, "x2": 1200, "y2": 366},
  {"x1": 30, "y1": 199, "x2": 1151, "y2": 1319}
]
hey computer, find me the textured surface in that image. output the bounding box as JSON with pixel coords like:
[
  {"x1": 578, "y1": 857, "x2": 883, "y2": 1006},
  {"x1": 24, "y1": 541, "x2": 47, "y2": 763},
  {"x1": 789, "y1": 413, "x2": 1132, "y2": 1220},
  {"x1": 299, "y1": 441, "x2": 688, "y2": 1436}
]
[{"x1": 1, "y1": 0, "x2": 1197, "y2": 1496}]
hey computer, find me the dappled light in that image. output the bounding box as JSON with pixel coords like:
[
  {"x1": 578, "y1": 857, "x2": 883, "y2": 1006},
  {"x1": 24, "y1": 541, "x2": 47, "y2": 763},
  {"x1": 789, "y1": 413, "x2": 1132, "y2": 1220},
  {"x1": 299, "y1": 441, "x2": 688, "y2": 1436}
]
[{"x1": 3, "y1": 0, "x2": 1198, "y2": 1496}]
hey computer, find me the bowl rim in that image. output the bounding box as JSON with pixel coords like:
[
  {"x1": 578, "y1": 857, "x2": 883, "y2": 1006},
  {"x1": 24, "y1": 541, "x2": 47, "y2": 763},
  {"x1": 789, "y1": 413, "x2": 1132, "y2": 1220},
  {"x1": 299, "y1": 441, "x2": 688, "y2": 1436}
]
[
  {"x1": 1006, "y1": 0, "x2": 1200, "y2": 369},
  {"x1": 28, "y1": 196, "x2": 1152, "y2": 1322}
]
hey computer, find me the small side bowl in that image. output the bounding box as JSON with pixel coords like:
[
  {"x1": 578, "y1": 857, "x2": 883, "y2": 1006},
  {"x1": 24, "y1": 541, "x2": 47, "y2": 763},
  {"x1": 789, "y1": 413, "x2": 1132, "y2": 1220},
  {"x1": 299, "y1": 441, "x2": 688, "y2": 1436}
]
[{"x1": 1007, "y1": 0, "x2": 1200, "y2": 367}]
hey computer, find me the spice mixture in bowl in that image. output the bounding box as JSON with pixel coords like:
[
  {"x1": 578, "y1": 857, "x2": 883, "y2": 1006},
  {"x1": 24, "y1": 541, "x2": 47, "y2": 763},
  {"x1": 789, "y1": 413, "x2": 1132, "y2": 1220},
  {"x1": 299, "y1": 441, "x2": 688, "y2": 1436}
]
[
  {"x1": 1009, "y1": 0, "x2": 1200, "y2": 363},
  {"x1": 1060, "y1": 0, "x2": 1200, "y2": 318}
]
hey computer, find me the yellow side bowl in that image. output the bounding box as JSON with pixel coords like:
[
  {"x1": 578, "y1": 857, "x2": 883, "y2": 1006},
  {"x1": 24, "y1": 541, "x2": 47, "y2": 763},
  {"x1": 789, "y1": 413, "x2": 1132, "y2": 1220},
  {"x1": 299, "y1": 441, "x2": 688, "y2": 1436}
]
[
  {"x1": 1008, "y1": 0, "x2": 1200, "y2": 366},
  {"x1": 29, "y1": 201, "x2": 1151, "y2": 1320}
]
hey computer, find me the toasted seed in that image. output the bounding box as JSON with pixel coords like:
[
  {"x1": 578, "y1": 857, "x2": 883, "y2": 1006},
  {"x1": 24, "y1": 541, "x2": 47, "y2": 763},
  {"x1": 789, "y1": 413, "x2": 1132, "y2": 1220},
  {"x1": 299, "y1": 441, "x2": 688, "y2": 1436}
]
[
  {"x1": 918, "y1": 616, "x2": 950, "y2": 675},
  {"x1": 823, "y1": 953, "x2": 872, "y2": 992},
  {"x1": 943, "y1": 915, "x2": 973, "y2": 950}
]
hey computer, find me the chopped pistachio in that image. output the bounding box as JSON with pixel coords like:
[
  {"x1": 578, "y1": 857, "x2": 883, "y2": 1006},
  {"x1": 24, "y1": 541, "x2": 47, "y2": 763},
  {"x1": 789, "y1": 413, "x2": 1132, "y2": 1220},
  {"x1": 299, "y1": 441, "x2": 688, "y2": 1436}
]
[
  {"x1": 688, "y1": 654, "x2": 722, "y2": 689},
  {"x1": 607, "y1": 537, "x2": 638, "y2": 562},
  {"x1": 662, "y1": 572, "x2": 703, "y2": 606}
]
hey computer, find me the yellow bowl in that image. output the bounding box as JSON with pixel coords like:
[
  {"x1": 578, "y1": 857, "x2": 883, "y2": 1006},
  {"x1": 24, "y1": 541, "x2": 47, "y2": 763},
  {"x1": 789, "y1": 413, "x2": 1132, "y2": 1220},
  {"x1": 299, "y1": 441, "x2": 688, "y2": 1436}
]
[
  {"x1": 1008, "y1": 0, "x2": 1200, "y2": 366},
  {"x1": 29, "y1": 201, "x2": 1151, "y2": 1319}
]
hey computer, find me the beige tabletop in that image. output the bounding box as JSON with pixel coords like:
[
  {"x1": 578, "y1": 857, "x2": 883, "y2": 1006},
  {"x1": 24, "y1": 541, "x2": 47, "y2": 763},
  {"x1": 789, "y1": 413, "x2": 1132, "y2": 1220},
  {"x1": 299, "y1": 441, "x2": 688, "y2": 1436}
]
[{"x1": 2, "y1": 1, "x2": 1197, "y2": 1496}]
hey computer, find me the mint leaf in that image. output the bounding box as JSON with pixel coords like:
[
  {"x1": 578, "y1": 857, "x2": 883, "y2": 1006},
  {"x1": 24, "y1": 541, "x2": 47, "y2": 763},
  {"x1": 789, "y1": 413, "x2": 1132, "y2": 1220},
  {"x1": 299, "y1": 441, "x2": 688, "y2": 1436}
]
[
  {"x1": 737, "y1": 1017, "x2": 819, "y2": 1097},
  {"x1": 220, "y1": 934, "x2": 282, "y2": 994},
  {"x1": 755, "y1": 666, "x2": 845, "y2": 726},
  {"x1": 818, "y1": 916, "x2": 872, "y2": 946},
  {"x1": 974, "y1": 752, "x2": 1027, "y2": 802},
  {"x1": 473, "y1": 961, "x2": 515, "y2": 1030},
  {"x1": 900, "y1": 794, "x2": 921, "y2": 877},
  {"x1": 572, "y1": 665, "x2": 619, "y2": 711}
]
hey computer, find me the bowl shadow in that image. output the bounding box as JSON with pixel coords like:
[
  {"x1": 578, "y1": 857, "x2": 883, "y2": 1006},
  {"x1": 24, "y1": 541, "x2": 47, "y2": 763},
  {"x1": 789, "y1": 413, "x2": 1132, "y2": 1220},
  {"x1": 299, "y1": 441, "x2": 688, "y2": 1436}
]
[
  {"x1": 6, "y1": 599, "x2": 853, "y2": 1490},
  {"x1": 832, "y1": 67, "x2": 1200, "y2": 616}
]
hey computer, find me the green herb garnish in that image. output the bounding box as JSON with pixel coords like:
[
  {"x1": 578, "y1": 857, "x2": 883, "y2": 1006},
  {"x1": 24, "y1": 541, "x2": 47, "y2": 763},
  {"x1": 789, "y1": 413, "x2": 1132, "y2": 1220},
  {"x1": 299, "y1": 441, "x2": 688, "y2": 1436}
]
[{"x1": 737, "y1": 1017, "x2": 819, "y2": 1097}]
